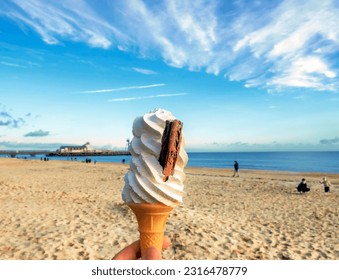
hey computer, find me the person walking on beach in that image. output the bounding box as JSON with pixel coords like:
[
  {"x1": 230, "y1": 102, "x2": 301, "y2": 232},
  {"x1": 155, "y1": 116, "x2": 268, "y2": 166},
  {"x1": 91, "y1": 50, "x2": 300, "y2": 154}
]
[
  {"x1": 297, "y1": 178, "x2": 310, "y2": 193},
  {"x1": 319, "y1": 177, "x2": 331, "y2": 193},
  {"x1": 233, "y1": 161, "x2": 239, "y2": 177}
]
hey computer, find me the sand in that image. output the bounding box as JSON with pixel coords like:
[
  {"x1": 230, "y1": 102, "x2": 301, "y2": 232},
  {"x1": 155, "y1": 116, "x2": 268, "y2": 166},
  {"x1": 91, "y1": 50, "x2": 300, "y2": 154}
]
[{"x1": 0, "y1": 158, "x2": 338, "y2": 260}]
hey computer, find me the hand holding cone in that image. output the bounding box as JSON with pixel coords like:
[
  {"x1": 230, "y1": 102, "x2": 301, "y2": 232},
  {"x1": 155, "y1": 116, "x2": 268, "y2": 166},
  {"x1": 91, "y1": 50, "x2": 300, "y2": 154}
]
[{"x1": 128, "y1": 203, "x2": 176, "y2": 256}]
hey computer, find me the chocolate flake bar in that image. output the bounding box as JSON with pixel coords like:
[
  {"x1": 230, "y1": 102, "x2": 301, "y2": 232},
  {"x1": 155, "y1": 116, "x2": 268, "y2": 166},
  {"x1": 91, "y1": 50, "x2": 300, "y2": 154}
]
[{"x1": 158, "y1": 120, "x2": 183, "y2": 181}]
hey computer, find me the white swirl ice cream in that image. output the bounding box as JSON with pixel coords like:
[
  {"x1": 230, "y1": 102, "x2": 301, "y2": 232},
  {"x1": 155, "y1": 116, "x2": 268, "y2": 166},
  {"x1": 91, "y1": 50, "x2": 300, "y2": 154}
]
[{"x1": 122, "y1": 109, "x2": 188, "y2": 207}]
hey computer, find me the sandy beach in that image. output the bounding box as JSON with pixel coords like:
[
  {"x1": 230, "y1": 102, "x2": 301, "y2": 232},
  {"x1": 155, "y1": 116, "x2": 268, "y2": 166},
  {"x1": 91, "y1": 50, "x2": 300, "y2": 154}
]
[{"x1": 0, "y1": 158, "x2": 338, "y2": 260}]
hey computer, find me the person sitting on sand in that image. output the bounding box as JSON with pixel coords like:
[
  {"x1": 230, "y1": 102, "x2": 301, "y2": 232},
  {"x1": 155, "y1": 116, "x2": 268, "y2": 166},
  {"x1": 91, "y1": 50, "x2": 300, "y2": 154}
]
[
  {"x1": 319, "y1": 177, "x2": 331, "y2": 193},
  {"x1": 297, "y1": 178, "x2": 310, "y2": 193}
]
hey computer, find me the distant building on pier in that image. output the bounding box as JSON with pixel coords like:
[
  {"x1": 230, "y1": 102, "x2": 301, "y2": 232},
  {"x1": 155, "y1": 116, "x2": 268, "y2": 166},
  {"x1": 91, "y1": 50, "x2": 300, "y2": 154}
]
[{"x1": 57, "y1": 142, "x2": 91, "y2": 154}]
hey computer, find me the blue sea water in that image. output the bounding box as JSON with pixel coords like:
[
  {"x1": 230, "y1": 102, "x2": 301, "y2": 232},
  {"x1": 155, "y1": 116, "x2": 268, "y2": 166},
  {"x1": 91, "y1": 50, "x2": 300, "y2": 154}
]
[
  {"x1": 6, "y1": 151, "x2": 339, "y2": 174},
  {"x1": 187, "y1": 152, "x2": 339, "y2": 174}
]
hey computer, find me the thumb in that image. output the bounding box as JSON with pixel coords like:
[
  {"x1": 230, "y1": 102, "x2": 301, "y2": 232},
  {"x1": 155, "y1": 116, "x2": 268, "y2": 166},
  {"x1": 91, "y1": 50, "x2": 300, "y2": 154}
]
[{"x1": 142, "y1": 246, "x2": 161, "y2": 260}]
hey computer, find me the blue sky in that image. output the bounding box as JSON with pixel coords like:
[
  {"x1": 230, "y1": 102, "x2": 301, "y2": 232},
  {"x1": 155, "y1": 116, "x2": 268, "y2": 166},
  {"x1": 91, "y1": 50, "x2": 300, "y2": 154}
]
[{"x1": 0, "y1": 0, "x2": 339, "y2": 152}]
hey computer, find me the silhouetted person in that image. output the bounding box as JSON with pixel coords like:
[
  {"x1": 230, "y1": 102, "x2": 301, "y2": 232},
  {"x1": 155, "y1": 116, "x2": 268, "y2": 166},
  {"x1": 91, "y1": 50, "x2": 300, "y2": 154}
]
[
  {"x1": 233, "y1": 161, "x2": 239, "y2": 177},
  {"x1": 297, "y1": 178, "x2": 310, "y2": 193}
]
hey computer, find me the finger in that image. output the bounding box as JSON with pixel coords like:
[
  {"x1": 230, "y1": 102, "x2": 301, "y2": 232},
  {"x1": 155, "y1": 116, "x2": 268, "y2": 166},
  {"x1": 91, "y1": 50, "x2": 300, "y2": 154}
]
[
  {"x1": 112, "y1": 240, "x2": 141, "y2": 260},
  {"x1": 142, "y1": 236, "x2": 171, "y2": 260},
  {"x1": 162, "y1": 235, "x2": 171, "y2": 250},
  {"x1": 142, "y1": 246, "x2": 161, "y2": 260},
  {"x1": 113, "y1": 235, "x2": 171, "y2": 260}
]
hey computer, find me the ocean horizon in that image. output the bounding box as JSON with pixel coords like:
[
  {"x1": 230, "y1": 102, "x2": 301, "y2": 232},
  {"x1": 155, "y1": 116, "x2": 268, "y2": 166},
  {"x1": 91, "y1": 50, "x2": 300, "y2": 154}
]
[
  {"x1": 3, "y1": 151, "x2": 339, "y2": 174},
  {"x1": 186, "y1": 151, "x2": 339, "y2": 174}
]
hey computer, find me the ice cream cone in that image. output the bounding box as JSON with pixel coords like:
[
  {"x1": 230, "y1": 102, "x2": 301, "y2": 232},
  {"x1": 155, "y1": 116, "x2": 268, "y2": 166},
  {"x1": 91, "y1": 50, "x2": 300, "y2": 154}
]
[{"x1": 128, "y1": 203, "x2": 175, "y2": 256}]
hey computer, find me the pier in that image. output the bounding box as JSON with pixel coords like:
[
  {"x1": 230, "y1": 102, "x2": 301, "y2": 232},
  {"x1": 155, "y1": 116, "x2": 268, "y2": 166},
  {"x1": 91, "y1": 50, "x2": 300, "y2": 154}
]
[
  {"x1": 0, "y1": 150, "x2": 51, "y2": 158},
  {"x1": 46, "y1": 151, "x2": 130, "y2": 157},
  {"x1": 0, "y1": 150, "x2": 130, "y2": 158}
]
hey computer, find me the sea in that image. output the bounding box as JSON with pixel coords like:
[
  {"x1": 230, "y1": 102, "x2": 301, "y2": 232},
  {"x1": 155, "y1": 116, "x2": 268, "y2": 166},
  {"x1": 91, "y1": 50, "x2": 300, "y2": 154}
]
[{"x1": 4, "y1": 151, "x2": 339, "y2": 174}]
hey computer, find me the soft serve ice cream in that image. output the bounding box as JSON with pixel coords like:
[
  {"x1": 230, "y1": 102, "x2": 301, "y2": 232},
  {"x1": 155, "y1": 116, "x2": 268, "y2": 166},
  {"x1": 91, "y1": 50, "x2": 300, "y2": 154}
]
[{"x1": 122, "y1": 109, "x2": 188, "y2": 207}]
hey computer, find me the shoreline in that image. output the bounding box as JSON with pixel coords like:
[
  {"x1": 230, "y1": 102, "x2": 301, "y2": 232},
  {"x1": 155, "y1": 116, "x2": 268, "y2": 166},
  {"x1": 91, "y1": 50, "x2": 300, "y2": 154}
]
[
  {"x1": 1, "y1": 157, "x2": 339, "y2": 175},
  {"x1": 0, "y1": 158, "x2": 338, "y2": 260}
]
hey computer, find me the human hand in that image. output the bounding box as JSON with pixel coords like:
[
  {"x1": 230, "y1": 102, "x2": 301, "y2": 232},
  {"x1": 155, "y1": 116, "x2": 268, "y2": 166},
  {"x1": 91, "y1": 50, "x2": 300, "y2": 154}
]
[{"x1": 112, "y1": 236, "x2": 171, "y2": 260}]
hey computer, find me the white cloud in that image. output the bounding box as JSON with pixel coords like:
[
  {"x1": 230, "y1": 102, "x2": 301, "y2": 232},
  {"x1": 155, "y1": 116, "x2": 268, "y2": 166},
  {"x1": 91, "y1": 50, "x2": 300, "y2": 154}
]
[
  {"x1": 108, "y1": 93, "x2": 187, "y2": 102},
  {"x1": 2, "y1": 0, "x2": 124, "y2": 49},
  {"x1": 132, "y1": 67, "x2": 157, "y2": 75},
  {"x1": 0, "y1": 61, "x2": 26, "y2": 68},
  {"x1": 2, "y1": 0, "x2": 339, "y2": 91},
  {"x1": 86, "y1": 31, "x2": 112, "y2": 49},
  {"x1": 231, "y1": 0, "x2": 339, "y2": 91},
  {"x1": 268, "y1": 56, "x2": 337, "y2": 90},
  {"x1": 166, "y1": 0, "x2": 217, "y2": 53},
  {"x1": 80, "y1": 83, "x2": 165, "y2": 94},
  {"x1": 294, "y1": 57, "x2": 336, "y2": 79}
]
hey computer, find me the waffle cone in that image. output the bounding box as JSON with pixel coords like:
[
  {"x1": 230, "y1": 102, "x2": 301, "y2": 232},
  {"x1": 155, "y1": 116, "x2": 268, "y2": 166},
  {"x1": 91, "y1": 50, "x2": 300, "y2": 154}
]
[{"x1": 128, "y1": 203, "x2": 175, "y2": 256}]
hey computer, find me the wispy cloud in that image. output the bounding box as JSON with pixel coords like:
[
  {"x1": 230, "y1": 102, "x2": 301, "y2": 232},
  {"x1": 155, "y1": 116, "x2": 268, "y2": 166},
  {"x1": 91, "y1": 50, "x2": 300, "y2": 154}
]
[
  {"x1": 132, "y1": 67, "x2": 157, "y2": 75},
  {"x1": 1, "y1": 0, "x2": 338, "y2": 91},
  {"x1": 211, "y1": 142, "x2": 251, "y2": 147},
  {"x1": 227, "y1": 0, "x2": 339, "y2": 91},
  {"x1": 0, "y1": 0, "x2": 125, "y2": 49},
  {"x1": 0, "y1": 110, "x2": 25, "y2": 128},
  {"x1": 0, "y1": 61, "x2": 26, "y2": 68},
  {"x1": 80, "y1": 83, "x2": 165, "y2": 94},
  {"x1": 108, "y1": 92, "x2": 187, "y2": 102},
  {"x1": 320, "y1": 137, "x2": 339, "y2": 145},
  {"x1": 23, "y1": 129, "x2": 50, "y2": 137}
]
